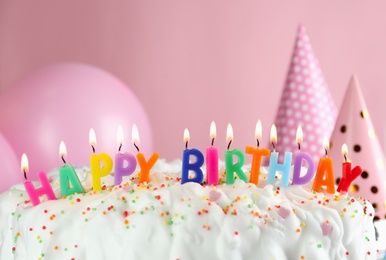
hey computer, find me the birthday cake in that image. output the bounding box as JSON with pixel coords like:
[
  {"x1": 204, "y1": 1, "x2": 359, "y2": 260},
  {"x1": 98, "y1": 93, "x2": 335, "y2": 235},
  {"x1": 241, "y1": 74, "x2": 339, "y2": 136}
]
[{"x1": 0, "y1": 159, "x2": 378, "y2": 260}]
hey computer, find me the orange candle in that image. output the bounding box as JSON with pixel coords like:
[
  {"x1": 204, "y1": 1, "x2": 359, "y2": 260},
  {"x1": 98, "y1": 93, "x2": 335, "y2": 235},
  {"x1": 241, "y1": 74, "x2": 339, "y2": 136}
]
[
  {"x1": 132, "y1": 124, "x2": 160, "y2": 184},
  {"x1": 312, "y1": 137, "x2": 335, "y2": 194},
  {"x1": 245, "y1": 120, "x2": 270, "y2": 184}
]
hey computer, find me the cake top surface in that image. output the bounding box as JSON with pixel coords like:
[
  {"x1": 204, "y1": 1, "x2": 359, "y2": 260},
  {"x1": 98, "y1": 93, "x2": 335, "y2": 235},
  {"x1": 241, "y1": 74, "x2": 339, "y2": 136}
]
[{"x1": 0, "y1": 159, "x2": 379, "y2": 260}]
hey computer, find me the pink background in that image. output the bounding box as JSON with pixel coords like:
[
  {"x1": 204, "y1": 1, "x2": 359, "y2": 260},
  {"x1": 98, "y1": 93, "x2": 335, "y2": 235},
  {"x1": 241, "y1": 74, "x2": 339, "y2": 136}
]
[{"x1": 1, "y1": 1, "x2": 386, "y2": 162}]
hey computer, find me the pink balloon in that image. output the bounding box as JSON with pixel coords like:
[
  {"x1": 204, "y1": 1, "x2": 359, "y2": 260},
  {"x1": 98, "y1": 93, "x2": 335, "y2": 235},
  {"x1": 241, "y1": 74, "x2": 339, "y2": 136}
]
[
  {"x1": 0, "y1": 63, "x2": 153, "y2": 181},
  {"x1": 0, "y1": 133, "x2": 21, "y2": 192}
]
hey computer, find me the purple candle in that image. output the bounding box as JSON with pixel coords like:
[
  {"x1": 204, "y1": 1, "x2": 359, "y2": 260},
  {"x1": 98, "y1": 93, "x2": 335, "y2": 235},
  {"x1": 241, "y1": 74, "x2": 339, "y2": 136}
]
[
  {"x1": 114, "y1": 126, "x2": 137, "y2": 186},
  {"x1": 292, "y1": 125, "x2": 315, "y2": 185}
]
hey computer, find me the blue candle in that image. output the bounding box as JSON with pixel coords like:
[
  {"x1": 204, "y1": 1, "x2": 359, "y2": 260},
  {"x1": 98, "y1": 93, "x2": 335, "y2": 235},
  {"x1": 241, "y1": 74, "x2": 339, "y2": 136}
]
[
  {"x1": 181, "y1": 129, "x2": 204, "y2": 184},
  {"x1": 267, "y1": 124, "x2": 292, "y2": 187},
  {"x1": 268, "y1": 152, "x2": 293, "y2": 186}
]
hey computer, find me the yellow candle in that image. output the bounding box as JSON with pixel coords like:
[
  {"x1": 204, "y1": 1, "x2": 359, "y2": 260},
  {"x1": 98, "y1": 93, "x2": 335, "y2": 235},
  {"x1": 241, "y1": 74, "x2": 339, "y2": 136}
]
[{"x1": 89, "y1": 128, "x2": 113, "y2": 191}]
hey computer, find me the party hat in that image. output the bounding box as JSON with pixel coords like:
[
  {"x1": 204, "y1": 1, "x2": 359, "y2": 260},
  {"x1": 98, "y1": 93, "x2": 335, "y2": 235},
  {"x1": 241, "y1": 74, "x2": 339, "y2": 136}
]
[
  {"x1": 271, "y1": 24, "x2": 337, "y2": 162},
  {"x1": 329, "y1": 75, "x2": 386, "y2": 221}
]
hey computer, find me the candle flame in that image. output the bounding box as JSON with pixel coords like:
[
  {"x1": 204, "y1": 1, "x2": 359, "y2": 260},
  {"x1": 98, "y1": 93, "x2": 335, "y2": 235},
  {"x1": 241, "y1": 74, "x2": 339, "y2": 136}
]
[
  {"x1": 226, "y1": 123, "x2": 233, "y2": 144},
  {"x1": 255, "y1": 120, "x2": 262, "y2": 140},
  {"x1": 183, "y1": 128, "x2": 190, "y2": 143},
  {"x1": 132, "y1": 124, "x2": 140, "y2": 146},
  {"x1": 341, "y1": 143, "x2": 348, "y2": 156},
  {"x1": 296, "y1": 125, "x2": 303, "y2": 145},
  {"x1": 210, "y1": 121, "x2": 216, "y2": 140},
  {"x1": 89, "y1": 128, "x2": 97, "y2": 146},
  {"x1": 270, "y1": 124, "x2": 277, "y2": 144},
  {"x1": 323, "y1": 136, "x2": 329, "y2": 150},
  {"x1": 59, "y1": 141, "x2": 67, "y2": 158},
  {"x1": 21, "y1": 153, "x2": 29, "y2": 174},
  {"x1": 117, "y1": 125, "x2": 124, "y2": 145}
]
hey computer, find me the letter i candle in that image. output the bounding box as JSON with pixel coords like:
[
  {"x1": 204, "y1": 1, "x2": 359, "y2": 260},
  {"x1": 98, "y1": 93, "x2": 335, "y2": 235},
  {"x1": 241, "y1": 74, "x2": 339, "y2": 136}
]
[
  {"x1": 206, "y1": 121, "x2": 218, "y2": 185},
  {"x1": 22, "y1": 153, "x2": 56, "y2": 206}
]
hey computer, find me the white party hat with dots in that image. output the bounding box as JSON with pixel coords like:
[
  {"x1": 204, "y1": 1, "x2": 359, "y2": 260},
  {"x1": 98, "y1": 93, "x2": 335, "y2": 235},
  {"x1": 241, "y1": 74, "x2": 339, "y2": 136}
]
[
  {"x1": 329, "y1": 75, "x2": 386, "y2": 221},
  {"x1": 270, "y1": 24, "x2": 337, "y2": 163}
]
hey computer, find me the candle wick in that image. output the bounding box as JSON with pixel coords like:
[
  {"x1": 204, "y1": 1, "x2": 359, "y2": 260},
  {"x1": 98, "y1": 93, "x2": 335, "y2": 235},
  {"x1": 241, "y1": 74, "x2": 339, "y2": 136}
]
[
  {"x1": 61, "y1": 155, "x2": 66, "y2": 164},
  {"x1": 344, "y1": 154, "x2": 347, "y2": 162},
  {"x1": 23, "y1": 170, "x2": 27, "y2": 180},
  {"x1": 227, "y1": 140, "x2": 232, "y2": 150},
  {"x1": 257, "y1": 139, "x2": 260, "y2": 148},
  {"x1": 272, "y1": 142, "x2": 276, "y2": 152},
  {"x1": 325, "y1": 149, "x2": 328, "y2": 158},
  {"x1": 211, "y1": 138, "x2": 215, "y2": 147},
  {"x1": 185, "y1": 141, "x2": 188, "y2": 150},
  {"x1": 91, "y1": 145, "x2": 96, "y2": 153},
  {"x1": 298, "y1": 143, "x2": 301, "y2": 151},
  {"x1": 118, "y1": 143, "x2": 122, "y2": 152},
  {"x1": 134, "y1": 143, "x2": 140, "y2": 152}
]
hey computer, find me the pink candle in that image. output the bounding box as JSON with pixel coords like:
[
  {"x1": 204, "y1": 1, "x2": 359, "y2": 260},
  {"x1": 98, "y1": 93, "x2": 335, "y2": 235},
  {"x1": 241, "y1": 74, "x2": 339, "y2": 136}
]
[
  {"x1": 22, "y1": 153, "x2": 56, "y2": 206},
  {"x1": 206, "y1": 121, "x2": 218, "y2": 185},
  {"x1": 114, "y1": 126, "x2": 137, "y2": 186}
]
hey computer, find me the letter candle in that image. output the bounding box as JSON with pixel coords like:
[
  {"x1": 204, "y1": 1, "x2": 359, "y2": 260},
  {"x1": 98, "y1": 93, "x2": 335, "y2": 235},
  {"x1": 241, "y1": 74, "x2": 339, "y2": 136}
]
[
  {"x1": 292, "y1": 125, "x2": 315, "y2": 185},
  {"x1": 245, "y1": 120, "x2": 270, "y2": 184},
  {"x1": 336, "y1": 143, "x2": 362, "y2": 193},
  {"x1": 114, "y1": 126, "x2": 137, "y2": 186},
  {"x1": 132, "y1": 124, "x2": 160, "y2": 184},
  {"x1": 59, "y1": 141, "x2": 85, "y2": 196},
  {"x1": 312, "y1": 137, "x2": 335, "y2": 194},
  {"x1": 206, "y1": 121, "x2": 219, "y2": 185},
  {"x1": 225, "y1": 123, "x2": 248, "y2": 184},
  {"x1": 22, "y1": 153, "x2": 56, "y2": 206},
  {"x1": 89, "y1": 128, "x2": 113, "y2": 191},
  {"x1": 268, "y1": 124, "x2": 293, "y2": 186},
  {"x1": 181, "y1": 128, "x2": 204, "y2": 184}
]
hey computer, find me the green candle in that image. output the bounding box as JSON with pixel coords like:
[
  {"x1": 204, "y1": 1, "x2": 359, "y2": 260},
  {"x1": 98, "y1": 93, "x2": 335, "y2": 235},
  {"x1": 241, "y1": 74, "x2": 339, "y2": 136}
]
[{"x1": 59, "y1": 141, "x2": 84, "y2": 196}]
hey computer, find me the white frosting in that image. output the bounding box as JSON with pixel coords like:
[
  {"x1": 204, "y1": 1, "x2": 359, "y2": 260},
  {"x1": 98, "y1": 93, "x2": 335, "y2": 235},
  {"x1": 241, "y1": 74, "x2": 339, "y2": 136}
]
[{"x1": 0, "y1": 160, "x2": 377, "y2": 259}]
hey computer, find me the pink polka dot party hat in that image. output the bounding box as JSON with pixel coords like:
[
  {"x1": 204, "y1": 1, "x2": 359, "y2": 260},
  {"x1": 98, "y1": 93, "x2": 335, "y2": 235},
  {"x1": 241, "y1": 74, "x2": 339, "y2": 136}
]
[
  {"x1": 329, "y1": 75, "x2": 386, "y2": 221},
  {"x1": 271, "y1": 24, "x2": 337, "y2": 163}
]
